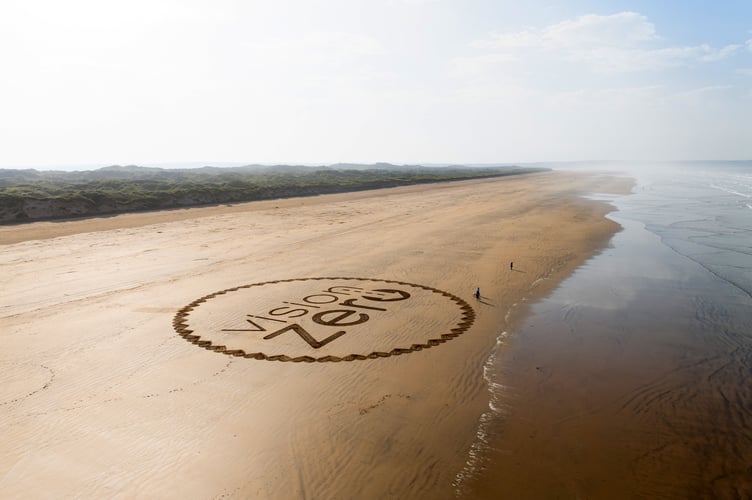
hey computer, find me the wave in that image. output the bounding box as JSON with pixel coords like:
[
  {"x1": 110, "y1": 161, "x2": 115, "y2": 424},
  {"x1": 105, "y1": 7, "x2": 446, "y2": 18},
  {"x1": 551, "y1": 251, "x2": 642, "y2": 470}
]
[
  {"x1": 452, "y1": 330, "x2": 509, "y2": 497},
  {"x1": 709, "y1": 182, "x2": 752, "y2": 199}
]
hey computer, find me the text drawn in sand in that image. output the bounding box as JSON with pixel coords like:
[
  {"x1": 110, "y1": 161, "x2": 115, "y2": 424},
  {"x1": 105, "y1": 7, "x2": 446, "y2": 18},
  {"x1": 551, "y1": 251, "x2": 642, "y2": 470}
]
[{"x1": 173, "y1": 277, "x2": 475, "y2": 362}]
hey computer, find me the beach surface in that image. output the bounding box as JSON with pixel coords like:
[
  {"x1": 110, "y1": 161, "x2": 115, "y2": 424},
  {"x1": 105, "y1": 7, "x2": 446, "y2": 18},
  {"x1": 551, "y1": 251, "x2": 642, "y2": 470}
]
[{"x1": 0, "y1": 171, "x2": 628, "y2": 498}]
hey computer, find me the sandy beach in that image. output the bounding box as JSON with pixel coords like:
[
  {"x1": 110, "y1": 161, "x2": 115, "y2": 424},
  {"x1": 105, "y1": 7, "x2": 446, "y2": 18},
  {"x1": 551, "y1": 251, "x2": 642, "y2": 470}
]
[{"x1": 0, "y1": 171, "x2": 629, "y2": 498}]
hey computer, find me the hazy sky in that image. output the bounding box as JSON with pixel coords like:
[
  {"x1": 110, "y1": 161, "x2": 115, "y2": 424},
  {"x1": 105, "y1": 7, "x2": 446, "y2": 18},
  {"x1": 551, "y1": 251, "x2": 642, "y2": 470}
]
[{"x1": 1, "y1": 0, "x2": 751, "y2": 168}]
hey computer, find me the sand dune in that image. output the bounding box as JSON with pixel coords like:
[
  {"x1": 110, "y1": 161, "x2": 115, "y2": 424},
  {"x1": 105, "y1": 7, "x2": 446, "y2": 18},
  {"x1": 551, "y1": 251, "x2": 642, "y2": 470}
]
[{"x1": 0, "y1": 171, "x2": 629, "y2": 498}]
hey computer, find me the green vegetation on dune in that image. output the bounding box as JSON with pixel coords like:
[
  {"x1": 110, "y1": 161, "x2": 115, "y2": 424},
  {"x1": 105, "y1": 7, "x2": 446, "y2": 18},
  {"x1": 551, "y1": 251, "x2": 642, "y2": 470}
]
[{"x1": 0, "y1": 163, "x2": 546, "y2": 223}]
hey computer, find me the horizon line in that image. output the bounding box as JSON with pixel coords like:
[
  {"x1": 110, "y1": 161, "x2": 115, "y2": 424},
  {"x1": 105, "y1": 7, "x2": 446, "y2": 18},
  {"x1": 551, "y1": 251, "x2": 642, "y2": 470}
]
[{"x1": 2, "y1": 159, "x2": 752, "y2": 172}]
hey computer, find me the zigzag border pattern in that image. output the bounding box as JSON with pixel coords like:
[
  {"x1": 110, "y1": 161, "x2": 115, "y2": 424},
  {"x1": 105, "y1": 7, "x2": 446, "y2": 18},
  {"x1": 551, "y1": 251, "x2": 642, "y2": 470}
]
[{"x1": 172, "y1": 277, "x2": 476, "y2": 362}]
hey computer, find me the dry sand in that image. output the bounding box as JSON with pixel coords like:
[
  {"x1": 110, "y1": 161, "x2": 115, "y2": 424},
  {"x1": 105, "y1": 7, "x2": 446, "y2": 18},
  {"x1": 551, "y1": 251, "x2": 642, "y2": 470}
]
[{"x1": 0, "y1": 171, "x2": 630, "y2": 499}]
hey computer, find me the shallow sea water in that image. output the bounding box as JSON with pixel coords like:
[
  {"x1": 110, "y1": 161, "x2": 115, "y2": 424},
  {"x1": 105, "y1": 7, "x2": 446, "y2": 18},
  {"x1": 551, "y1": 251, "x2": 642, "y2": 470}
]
[{"x1": 460, "y1": 162, "x2": 752, "y2": 498}]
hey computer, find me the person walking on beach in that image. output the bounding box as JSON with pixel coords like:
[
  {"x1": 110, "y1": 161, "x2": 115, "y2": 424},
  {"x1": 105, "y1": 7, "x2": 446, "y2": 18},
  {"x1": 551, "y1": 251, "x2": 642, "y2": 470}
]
[
  {"x1": 510, "y1": 261, "x2": 514, "y2": 270},
  {"x1": 475, "y1": 287, "x2": 480, "y2": 299}
]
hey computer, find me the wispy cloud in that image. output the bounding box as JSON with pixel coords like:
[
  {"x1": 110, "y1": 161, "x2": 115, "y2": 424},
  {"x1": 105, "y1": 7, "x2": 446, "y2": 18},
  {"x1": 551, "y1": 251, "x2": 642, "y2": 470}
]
[
  {"x1": 673, "y1": 85, "x2": 735, "y2": 98},
  {"x1": 564, "y1": 44, "x2": 741, "y2": 72},
  {"x1": 467, "y1": 12, "x2": 742, "y2": 73},
  {"x1": 472, "y1": 12, "x2": 658, "y2": 50}
]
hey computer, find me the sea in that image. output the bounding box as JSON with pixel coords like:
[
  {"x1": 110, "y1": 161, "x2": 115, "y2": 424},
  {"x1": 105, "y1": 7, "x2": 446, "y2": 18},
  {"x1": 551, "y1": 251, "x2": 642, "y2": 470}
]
[{"x1": 459, "y1": 161, "x2": 752, "y2": 498}]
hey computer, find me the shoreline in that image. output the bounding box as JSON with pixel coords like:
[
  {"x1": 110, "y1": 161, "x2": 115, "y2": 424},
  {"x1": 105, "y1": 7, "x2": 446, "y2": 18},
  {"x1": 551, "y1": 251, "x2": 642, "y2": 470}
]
[
  {"x1": 0, "y1": 170, "x2": 632, "y2": 498},
  {"x1": 464, "y1": 164, "x2": 752, "y2": 498}
]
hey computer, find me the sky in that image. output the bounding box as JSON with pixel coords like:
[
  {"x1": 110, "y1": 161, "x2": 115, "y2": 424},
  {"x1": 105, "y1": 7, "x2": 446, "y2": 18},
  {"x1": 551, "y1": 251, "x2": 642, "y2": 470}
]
[{"x1": 1, "y1": 0, "x2": 751, "y2": 169}]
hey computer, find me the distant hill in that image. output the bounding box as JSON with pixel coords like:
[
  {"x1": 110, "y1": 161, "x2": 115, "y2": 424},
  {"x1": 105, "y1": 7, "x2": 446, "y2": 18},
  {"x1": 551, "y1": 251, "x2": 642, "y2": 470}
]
[{"x1": 0, "y1": 163, "x2": 545, "y2": 224}]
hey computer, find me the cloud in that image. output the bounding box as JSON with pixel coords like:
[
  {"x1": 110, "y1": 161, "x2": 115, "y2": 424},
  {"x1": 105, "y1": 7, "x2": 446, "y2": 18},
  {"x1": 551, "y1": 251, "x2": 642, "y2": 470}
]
[
  {"x1": 674, "y1": 85, "x2": 735, "y2": 99},
  {"x1": 700, "y1": 43, "x2": 742, "y2": 61},
  {"x1": 542, "y1": 11, "x2": 658, "y2": 48},
  {"x1": 747, "y1": 39, "x2": 752, "y2": 52},
  {"x1": 469, "y1": 12, "x2": 743, "y2": 73},
  {"x1": 472, "y1": 12, "x2": 658, "y2": 50},
  {"x1": 564, "y1": 43, "x2": 741, "y2": 72}
]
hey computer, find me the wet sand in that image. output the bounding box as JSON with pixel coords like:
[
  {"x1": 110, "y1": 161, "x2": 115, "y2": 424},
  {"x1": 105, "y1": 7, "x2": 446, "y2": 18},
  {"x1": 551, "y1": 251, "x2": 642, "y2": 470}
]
[
  {"x1": 464, "y1": 202, "x2": 752, "y2": 498},
  {"x1": 0, "y1": 171, "x2": 629, "y2": 498}
]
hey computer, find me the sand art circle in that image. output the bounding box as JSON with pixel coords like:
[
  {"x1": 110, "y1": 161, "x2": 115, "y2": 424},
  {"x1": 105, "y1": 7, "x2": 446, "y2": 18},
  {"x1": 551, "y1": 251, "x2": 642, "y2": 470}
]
[{"x1": 173, "y1": 277, "x2": 475, "y2": 362}]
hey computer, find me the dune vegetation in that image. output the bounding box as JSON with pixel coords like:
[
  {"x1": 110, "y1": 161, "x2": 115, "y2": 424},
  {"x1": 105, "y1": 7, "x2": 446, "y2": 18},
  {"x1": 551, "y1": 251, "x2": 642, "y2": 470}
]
[{"x1": 0, "y1": 163, "x2": 544, "y2": 223}]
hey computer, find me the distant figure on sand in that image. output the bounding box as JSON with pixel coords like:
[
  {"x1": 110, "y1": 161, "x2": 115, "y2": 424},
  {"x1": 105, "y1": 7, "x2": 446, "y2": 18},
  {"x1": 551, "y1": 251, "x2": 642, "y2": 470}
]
[
  {"x1": 475, "y1": 287, "x2": 480, "y2": 299},
  {"x1": 510, "y1": 261, "x2": 514, "y2": 270}
]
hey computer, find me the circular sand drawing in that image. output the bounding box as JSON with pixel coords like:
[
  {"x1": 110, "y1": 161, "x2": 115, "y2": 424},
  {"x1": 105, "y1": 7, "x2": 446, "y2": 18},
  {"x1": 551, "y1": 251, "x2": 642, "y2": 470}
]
[{"x1": 173, "y1": 277, "x2": 475, "y2": 362}]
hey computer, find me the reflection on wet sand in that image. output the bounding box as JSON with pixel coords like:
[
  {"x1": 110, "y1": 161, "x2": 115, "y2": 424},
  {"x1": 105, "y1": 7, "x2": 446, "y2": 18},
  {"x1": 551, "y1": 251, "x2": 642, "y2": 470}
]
[{"x1": 467, "y1": 205, "x2": 752, "y2": 498}]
